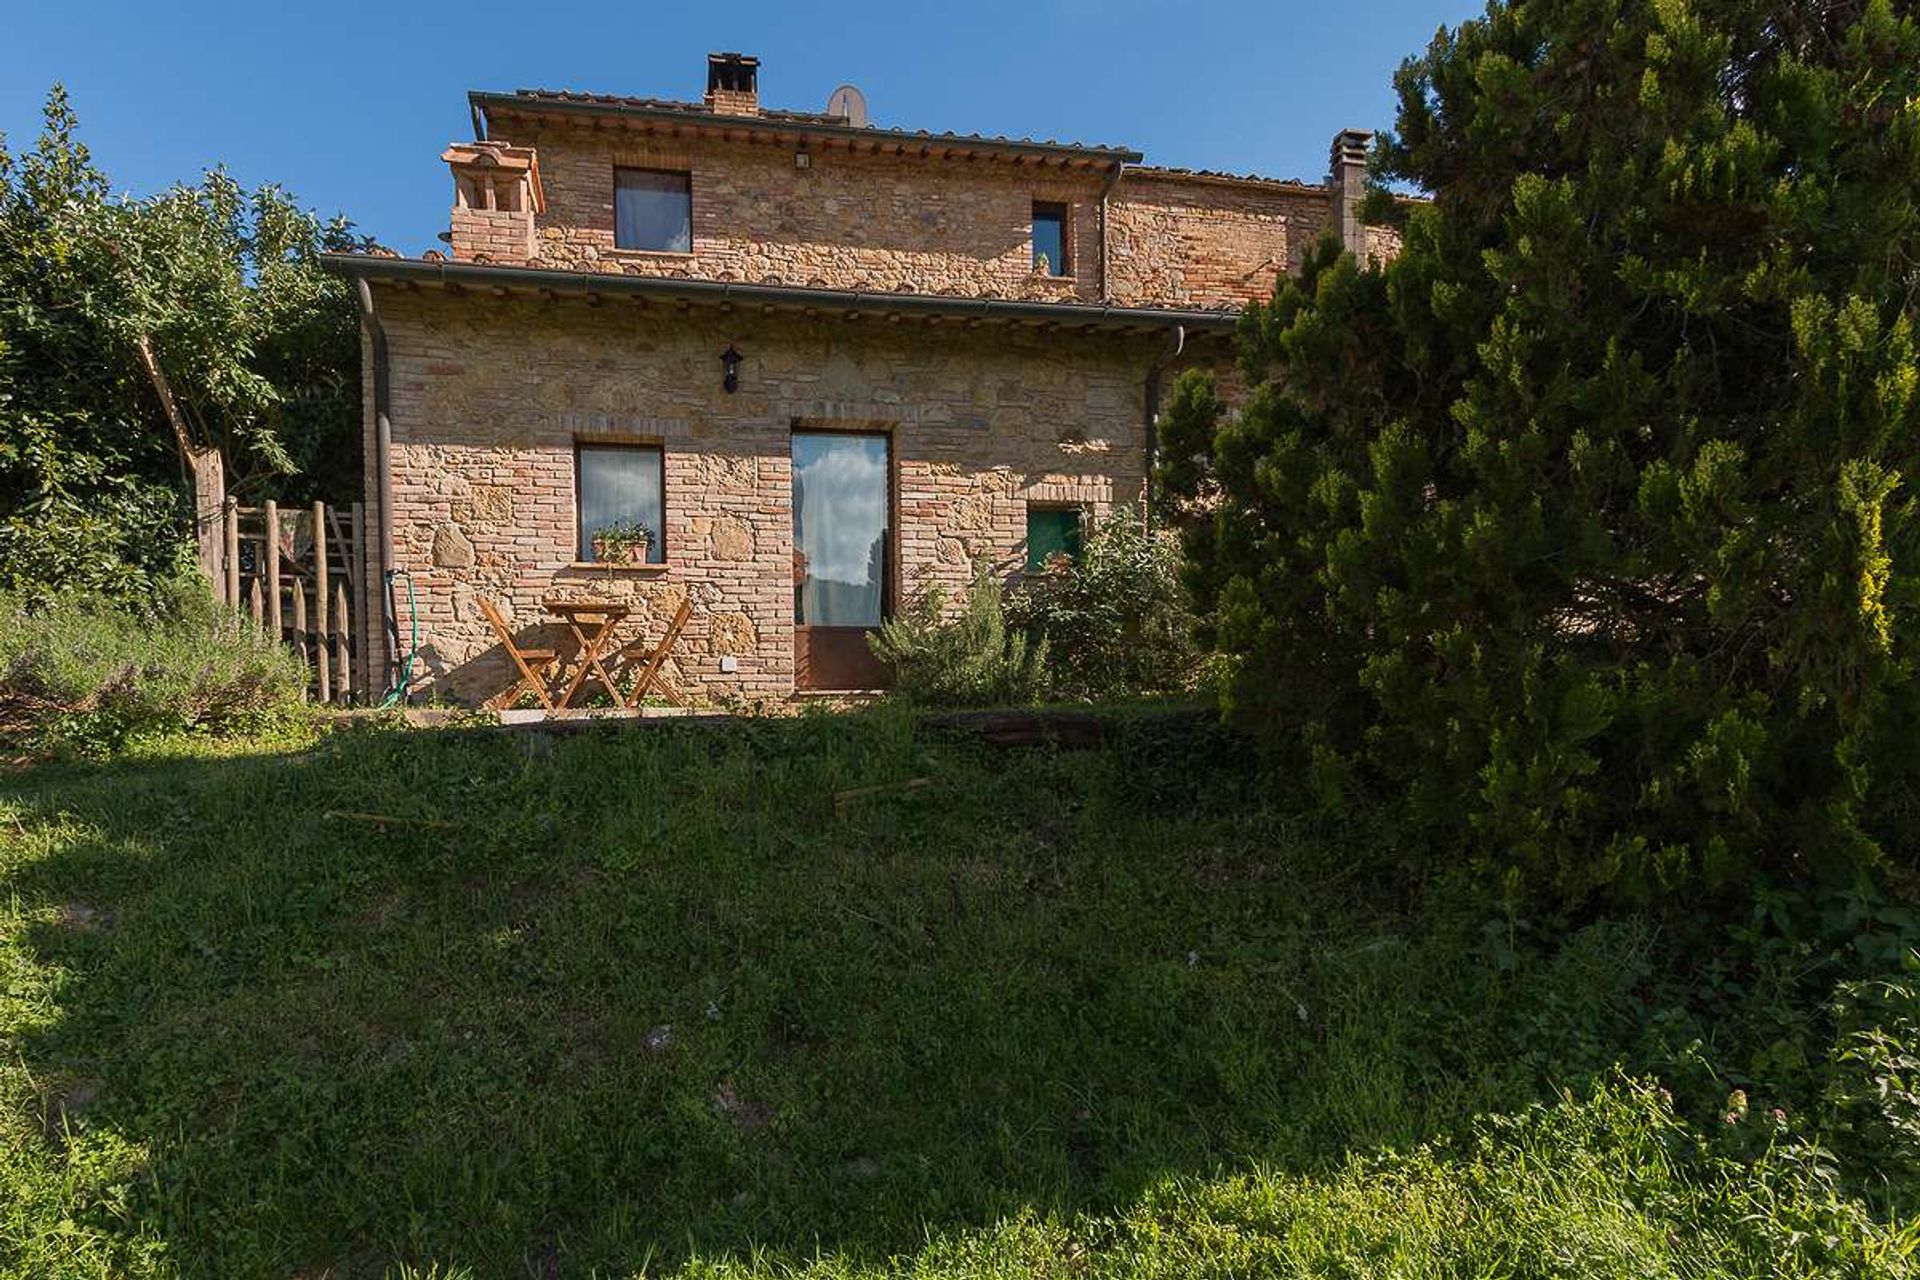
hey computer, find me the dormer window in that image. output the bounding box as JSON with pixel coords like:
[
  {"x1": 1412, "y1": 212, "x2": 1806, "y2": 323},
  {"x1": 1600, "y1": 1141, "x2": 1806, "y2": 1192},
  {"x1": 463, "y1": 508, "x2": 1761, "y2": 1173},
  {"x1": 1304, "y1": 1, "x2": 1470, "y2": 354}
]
[
  {"x1": 1032, "y1": 202, "x2": 1070, "y2": 276},
  {"x1": 615, "y1": 168, "x2": 692, "y2": 253}
]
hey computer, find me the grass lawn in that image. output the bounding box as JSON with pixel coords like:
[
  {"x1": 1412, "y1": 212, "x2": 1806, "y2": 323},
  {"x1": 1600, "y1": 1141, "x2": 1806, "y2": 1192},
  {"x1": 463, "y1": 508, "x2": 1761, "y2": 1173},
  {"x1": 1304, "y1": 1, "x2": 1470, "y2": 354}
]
[{"x1": 1, "y1": 708, "x2": 1915, "y2": 1277}]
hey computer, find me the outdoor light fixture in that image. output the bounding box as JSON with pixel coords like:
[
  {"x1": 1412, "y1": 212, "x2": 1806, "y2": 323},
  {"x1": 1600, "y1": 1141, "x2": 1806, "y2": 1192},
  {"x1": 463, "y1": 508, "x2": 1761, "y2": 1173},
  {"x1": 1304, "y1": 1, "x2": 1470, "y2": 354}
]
[{"x1": 721, "y1": 345, "x2": 742, "y2": 393}]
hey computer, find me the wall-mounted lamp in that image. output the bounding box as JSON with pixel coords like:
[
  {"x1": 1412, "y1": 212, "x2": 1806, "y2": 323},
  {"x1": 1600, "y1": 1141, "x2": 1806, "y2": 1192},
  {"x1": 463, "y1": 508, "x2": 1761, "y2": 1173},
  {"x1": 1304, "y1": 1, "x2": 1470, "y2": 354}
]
[
  {"x1": 794, "y1": 148, "x2": 811, "y2": 170},
  {"x1": 721, "y1": 345, "x2": 742, "y2": 394}
]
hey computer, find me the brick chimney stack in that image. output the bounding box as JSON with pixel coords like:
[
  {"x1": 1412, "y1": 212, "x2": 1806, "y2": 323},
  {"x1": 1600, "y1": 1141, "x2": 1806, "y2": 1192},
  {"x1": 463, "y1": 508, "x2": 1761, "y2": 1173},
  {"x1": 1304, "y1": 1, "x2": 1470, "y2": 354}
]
[
  {"x1": 443, "y1": 141, "x2": 545, "y2": 263},
  {"x1": 1328, "y1": 129, "x2": 1372, "y2": 257},
  {"x1": 706, "y1": 52, "x2": 760, "y2": 116}
]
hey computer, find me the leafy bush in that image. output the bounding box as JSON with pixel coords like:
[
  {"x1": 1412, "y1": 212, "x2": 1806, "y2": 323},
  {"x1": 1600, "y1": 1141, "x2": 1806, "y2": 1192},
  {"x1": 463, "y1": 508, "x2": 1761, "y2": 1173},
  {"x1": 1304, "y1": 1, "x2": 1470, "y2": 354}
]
[
  {"x1": 1160, "y1": 1, "x2": 1920, "y2": 906},
  {"x1": 868, "y1": 566, "x2": 1048, "y2": 707},
  {"x1": 1004, "y1": 513, "x2": 1198, "y2": 701},
  {"x1": 0, "y1": 86, "x2": 367, "y2": 603},
  {"x1": 1828, "y1": 956, "x2": 1920, "y2": 1179},
  {"x1": 0, "y1": 574, "x2": 306, "y2": 752}
]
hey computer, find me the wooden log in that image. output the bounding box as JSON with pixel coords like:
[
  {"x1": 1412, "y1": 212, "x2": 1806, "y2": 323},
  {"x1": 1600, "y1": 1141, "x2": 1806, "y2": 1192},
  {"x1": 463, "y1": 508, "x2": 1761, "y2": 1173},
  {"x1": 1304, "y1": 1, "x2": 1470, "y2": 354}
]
[
  {"x1": 917, "y1": 708, "x2": 1108, "y2": 748},
  {"x1": 247, "y1": 576, "x2": 263, "y2": 627},
  {"x1": 833, "y1": 776, "x2": 932, "y2": 813},
  {"x1": 264, "y1": 500, "x2": 282, "y2": 639},
  {"x1": 333, "y1": 582, "x2": 351, "y2": 702},
  {"x1": 191, "y1": 448, "x2": 225, "y2": 591},
  {"x1": 222, "y1": 499, "x2": 240, "y2": 608},
  {"x1": 312, "y1": 501, "x2": 331, "y2": 704},
  {"x1": 327, "y1": 503, "x2": 353, "y2": 598}
]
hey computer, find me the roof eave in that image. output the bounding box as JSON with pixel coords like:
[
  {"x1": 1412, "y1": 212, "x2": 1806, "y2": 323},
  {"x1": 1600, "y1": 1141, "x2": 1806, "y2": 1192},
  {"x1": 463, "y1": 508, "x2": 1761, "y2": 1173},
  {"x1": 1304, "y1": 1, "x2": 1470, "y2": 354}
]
[
  {"x1": 469, "y1": 91, "x2": 1144, "y2": 167},
  {"x1": 320, "y1": 254, "x2": 1240, "y2": 333}
]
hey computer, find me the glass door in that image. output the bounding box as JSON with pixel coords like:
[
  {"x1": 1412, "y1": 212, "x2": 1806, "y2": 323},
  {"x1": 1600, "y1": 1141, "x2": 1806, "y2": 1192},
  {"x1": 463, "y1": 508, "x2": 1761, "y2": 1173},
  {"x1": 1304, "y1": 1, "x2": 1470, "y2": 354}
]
[{"x1": 792, "y1": 431, "x2": 891, "y2": 689}]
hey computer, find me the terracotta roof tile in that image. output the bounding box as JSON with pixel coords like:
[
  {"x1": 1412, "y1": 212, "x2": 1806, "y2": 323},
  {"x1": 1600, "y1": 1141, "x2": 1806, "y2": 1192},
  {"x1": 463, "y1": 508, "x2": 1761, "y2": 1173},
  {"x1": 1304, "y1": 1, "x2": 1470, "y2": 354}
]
[
  {"x1": 509, "y1": 88, "x2": 847, "y2": 126},
  {"x1": 1125, "y1": 164, "x2": 1325, "y2": 192},
  {"x1": 475, "y1": 89, "x2": 1141, "y2": 161}
]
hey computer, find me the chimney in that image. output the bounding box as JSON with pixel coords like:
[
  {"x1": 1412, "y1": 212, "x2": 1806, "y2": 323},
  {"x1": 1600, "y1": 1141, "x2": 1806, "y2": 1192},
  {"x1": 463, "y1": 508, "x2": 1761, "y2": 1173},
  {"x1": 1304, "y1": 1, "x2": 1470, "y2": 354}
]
[
  {"x1": 706, "y1": 52, "x2": 760, "y2": 116},
  {"x1": 1328, "y1": 129, "x2": 1371, "y2": 257},
  {"x1": 443, "y1": 140, "x2": 545, "y2": 263}
]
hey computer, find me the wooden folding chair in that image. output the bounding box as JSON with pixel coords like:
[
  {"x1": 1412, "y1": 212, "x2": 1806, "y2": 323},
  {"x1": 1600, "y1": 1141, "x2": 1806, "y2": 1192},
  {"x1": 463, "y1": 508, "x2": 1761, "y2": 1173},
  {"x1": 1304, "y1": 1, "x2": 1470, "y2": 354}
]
[
  {"x1": 615, "y1": 598, "x2": 693, "y2": 706},
  {"x1": 477, "y1": 597, "x2": 557, "y2": 712}
]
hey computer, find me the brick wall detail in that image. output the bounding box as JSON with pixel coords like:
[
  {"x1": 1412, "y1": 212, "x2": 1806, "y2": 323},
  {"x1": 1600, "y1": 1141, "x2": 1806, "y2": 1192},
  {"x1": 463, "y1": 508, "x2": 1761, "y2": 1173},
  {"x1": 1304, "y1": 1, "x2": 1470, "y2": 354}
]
[{"x1": 1105, "y1": 172, "x2": 1333, "y2": 309}]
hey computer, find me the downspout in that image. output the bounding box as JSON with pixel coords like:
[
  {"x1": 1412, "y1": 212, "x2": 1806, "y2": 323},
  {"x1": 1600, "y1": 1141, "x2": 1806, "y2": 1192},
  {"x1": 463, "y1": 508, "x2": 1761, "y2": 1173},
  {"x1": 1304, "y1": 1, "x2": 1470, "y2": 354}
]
[
  {"x1": 354, "y1": 277, "x2": 399, "y2": 691},
  {"x1": 1096, "y1": 159, "x2": 1124, "y2": 302},
  {"x1": 1142, "y1": 324, "x2": 1186, "y2": 532}
]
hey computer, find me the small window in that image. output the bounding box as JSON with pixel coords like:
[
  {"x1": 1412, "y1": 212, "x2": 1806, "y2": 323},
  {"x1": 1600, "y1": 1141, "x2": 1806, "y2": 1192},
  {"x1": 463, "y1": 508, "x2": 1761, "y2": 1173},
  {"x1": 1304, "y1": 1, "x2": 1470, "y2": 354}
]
[
  {"x1": 1032, "y1": 202, "x2": 1069, "y2": 276},
  {"x1": 614, "y1": 169, "x2": 692, "y2": 253},
  {"x1": 577, "y1": 443, "x2": 665, "y2": 563},
  {"x1": 1026, "y1": 505, "x2": 1082, "y2": 570}
]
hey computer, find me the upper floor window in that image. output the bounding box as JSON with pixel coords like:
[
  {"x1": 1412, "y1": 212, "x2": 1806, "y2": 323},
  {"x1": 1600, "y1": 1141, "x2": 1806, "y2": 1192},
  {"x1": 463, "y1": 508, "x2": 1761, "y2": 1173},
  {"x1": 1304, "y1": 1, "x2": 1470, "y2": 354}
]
[
  {"x1": 1032, "y1": 202, "x2": 1069, "y2": 276},
  {"x1": 614, "y1": 169, "x2": 692, "y2": 253}
]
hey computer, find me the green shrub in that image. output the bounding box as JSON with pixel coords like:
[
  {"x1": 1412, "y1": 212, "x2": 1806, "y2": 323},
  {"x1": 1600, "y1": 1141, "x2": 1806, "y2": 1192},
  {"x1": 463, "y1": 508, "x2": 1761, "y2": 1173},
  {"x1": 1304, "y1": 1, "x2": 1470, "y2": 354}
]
[
  {"x1": 868, "y1": 566, "x2": 1048, "y2": 707},
  {"x1": 1160, "y1": 1, "x2": 1920, "y2": 906},
  {"x1": 1828, "y1": 955, "x2": 1920, "y2": 1180},
  {"x1": 1004, "y1": 513, "x2": 1198, "y2": 701},
  {"x1": 0, "y1": 574, "x2": 306, "y2": 752}
]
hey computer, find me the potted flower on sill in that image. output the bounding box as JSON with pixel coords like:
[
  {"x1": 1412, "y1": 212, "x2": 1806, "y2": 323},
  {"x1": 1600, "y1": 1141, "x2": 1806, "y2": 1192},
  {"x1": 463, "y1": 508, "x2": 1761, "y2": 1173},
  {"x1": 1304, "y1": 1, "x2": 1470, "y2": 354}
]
[{"x1": 590, "y1": 520, "x2": 654, "y2": 566}]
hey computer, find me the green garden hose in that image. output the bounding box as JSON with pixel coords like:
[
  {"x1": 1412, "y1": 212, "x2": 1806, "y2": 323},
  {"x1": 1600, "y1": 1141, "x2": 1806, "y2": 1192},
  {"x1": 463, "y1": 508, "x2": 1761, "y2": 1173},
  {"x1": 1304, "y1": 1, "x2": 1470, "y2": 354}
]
[{"x1": 378, "y1": 569, "x2": 418, "y2": 710}]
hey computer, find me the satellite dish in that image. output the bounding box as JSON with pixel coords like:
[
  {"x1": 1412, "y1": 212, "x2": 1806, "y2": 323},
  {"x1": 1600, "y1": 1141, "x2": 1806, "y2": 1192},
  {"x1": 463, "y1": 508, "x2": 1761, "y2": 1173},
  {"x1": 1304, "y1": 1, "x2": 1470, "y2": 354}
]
[{"x1": 827, "y1": 84, "x2": 868, "y2": 128}]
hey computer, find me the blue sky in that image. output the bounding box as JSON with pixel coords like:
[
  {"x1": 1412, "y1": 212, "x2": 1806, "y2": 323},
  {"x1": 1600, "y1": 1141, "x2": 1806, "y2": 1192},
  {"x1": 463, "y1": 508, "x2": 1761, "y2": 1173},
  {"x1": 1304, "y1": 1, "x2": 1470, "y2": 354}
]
[{"x1": 2, "y1": 0, "x2": 1479, "y2": 255}]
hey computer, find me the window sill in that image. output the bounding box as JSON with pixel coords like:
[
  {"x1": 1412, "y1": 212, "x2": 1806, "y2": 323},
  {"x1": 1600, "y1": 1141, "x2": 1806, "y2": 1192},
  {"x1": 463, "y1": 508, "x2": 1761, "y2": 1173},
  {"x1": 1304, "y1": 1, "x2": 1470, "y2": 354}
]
[
  {"x1": 605, "y1": 248, "x2": 695, "y2": 261},
  {"x1": 563, "y1": 561, "x2": 671, "y2": 573}
]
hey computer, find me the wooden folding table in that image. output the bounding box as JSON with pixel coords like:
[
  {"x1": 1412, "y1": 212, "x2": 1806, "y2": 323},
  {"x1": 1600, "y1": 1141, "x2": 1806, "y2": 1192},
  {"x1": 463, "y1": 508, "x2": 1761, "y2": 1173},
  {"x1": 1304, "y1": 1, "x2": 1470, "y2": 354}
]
[{"x1": 543, "y1": 597, "x2": 634, "y2": 710}]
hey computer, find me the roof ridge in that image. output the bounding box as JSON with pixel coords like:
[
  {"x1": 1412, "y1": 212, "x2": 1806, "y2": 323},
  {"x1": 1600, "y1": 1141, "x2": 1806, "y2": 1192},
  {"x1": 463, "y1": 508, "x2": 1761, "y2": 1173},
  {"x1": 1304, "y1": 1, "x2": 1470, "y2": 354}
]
[
  {"x1": 472, "y1": 89, "x2": 1143, "y2": 162},
  {"x1": 1125, "y1": 163, "x2": 1325, "y2": 191}
]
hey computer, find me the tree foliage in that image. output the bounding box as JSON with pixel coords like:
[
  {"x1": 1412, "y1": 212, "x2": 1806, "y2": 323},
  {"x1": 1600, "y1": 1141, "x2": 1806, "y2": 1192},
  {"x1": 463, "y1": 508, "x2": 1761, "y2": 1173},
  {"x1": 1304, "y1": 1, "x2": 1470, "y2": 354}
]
[
  {"x1": 1004, "y1": 513, "x2": 1198, "y2": 700},
  {"x1": 1160, "y1": 0, "x2": 1920, "y2": 904},
  {"x1": 0, "y1": 85, "x2": 367, "y2": 600}
]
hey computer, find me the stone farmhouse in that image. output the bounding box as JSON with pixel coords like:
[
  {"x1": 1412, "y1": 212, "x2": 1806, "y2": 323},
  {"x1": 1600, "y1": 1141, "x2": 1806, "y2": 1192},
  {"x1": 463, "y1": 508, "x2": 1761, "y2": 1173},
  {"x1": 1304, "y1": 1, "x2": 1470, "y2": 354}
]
[{"x1": 324, "y1": 53, "x2": 1392, "y2": 704}]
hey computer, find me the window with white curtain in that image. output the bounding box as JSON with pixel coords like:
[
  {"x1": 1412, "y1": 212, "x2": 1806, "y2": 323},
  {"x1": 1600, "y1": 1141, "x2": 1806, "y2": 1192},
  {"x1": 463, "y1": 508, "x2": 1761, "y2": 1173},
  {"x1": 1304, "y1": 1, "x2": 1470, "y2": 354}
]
[
  {"x1": 576, "y1": 444, "x2": 665, "y2": 563},
  {"x1": 614, "y1": 169, "x2": 691, "y2": 253}
]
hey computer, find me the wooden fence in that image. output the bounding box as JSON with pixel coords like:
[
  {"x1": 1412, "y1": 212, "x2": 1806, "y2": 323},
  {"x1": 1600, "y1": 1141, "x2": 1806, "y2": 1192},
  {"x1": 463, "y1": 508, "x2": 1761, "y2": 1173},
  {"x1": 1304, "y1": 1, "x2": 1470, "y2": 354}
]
[{"x1": 217, "y1": 498, "x2": 371, "y2": 704}]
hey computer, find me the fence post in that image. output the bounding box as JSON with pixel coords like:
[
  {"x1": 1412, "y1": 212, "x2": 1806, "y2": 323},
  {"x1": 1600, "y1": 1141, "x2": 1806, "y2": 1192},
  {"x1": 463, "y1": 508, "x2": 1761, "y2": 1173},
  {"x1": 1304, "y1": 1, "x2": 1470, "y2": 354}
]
[
  {"x1": 247, "y1": 577, "x2": 263, "y2": 627},
  {"x1": 192, "y1": 449, "x2": 226, "y2": 591},
  {"x1": 291, "y1": 578, "x2": 309, "y2": 675},
  {"x1": 222, "y1": 498, "x2": 240, "y2": 609},
  {"x1": 264, "y1": 500, "x2": 282, "y2": 639},
  {"x1": 313, "y1": 501, "x2": 331, "y2": 703},
  {"x1": 334, "y1": 581, "x2": 352, "y2": 702}
]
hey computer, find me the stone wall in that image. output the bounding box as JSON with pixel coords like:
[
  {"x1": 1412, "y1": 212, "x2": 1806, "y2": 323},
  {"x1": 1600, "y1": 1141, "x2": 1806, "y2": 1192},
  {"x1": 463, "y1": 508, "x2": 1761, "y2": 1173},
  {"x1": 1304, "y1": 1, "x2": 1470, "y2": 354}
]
[
  {"x1": 446, "y1": 113, "x2": 1363, "y2": 311},
  {"x1": 1105, "y1": 171, "x2": 1334, "y2": 309},
  {"x1": 366, "y1": 285, "x2": 1165, "y2": 705},
  {"x1": 475, "y1": 115, "x2": 1103, "y2": 304}
]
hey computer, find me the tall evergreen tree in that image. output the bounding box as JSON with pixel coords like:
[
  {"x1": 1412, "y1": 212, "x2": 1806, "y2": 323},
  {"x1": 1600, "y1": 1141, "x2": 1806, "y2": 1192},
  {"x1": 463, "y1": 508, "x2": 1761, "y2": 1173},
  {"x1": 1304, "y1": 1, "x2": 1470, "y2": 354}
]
[{"x1": 1160, "y1": 0, "x2": 1920, "y2": 902}]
